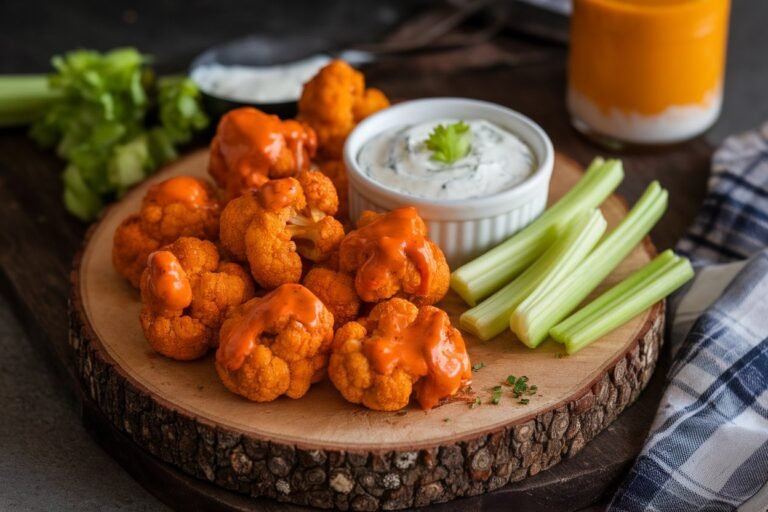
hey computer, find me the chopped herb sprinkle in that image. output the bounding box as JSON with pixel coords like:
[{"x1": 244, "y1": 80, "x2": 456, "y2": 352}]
[
  {"x1": 471, "y1": 362, "x2": 487, "y2": 372},
  {"x1": 491, "y1": 386, "x2": 503, "y2": 405}
]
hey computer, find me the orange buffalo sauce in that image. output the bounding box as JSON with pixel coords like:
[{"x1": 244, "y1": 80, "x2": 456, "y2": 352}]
[
  {"x1": 568, "y1": 0, "x2": 730, "y2": 144},
  {"x1": 344, "y1": 207, "x2": 434, "y2": 297},
  {"x1": 257, "y1": 177, "x2": 300, "y2": 211},
  {"x1": 364, "y1": 306, "x2": 471, "y2": 410},
  {"x1": 147, "y1": 176, "x2": 212, "y2": 208},
  {"x1": 208, "y1": 107, "x2": 316, "y2": 198},
  {"x1": 217, "y1": 284, "x2": 325, "y2": 371},
  {"x1": 147, "y1": 251, "x2": 193, "y2": 310}
]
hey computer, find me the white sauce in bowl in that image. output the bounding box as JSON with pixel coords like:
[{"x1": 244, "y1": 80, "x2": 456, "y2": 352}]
[
  {"x1": 357, "y1": 119, "x2": 535, "y2": 200},
  {"x1": 190, "y1": 54, "x2": 331, "y2": 104}
]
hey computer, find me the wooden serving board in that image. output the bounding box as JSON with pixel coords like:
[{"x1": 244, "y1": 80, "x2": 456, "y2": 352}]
[{"x1": 69, "y1": 149, "x2": 663, "y2": 510}]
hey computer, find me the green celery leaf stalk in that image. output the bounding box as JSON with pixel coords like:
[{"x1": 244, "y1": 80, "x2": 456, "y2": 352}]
[
  {"x1": 0, "y1": 75, "x2": 61, "y2": 127},
  {"x1": 460, "y1": 209, "x2": 607, "y2": 341},
  {"x1": 510, "y1": 181, "x2": 668, "y2": 348},
  {"x1": 62, "y1": 164, "x2": 104, "y2": 221},
  {"x1": 20, "y1": 47, "x2": 208, "y2": 221},
  {"x1": 451, "y1": 158, "x2": 624, "y2": 306},
  {"x1": 107, "y1": 134, "x2": 152, "y2": 193},
  {"x1": 550, "y1": 251, "x2": 693, "y2": 353}
]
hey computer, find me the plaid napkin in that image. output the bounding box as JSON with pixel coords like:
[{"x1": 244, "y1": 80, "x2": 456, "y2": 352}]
[{"x1": 609, "y1": 125, "x2": 768, "y2": 511}]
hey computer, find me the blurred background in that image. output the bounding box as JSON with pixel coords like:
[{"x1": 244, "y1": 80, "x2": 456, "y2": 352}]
[{"x1": 2, "y1": 0, "x2": 767, "y2": 141}]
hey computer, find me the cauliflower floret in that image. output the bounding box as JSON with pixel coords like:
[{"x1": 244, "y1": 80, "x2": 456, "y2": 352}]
[
  {"x1": 303, "y1": 267, "x2": 360, "y2": 327},
  {"x1": 298, "y1": 60, "x2": 390, "y2": 160},
  {"x1": 112, "y1": 176, "x2": 220, "y2": 288},
  {"x1": 316, "y1": 158, "x2": 349, "y2": 220},
  {"x1": 329, "y1": 298, "x2": 471, "y2": 411},
  {"x1": 215, "y1": 283, "x2": 334, "y2": 401},
  {"x1": 219, "y1": 173, "x2": 345, "y2": 289},
  {"x1": 338, "y1": 207, "x2": 450, "y2": 306},
  {"x1": 139, "y1": 237, "x2": 254, "y2": 360},
  {"x1": 208, "y1": 107, "x2": 317, "y2": 201}
]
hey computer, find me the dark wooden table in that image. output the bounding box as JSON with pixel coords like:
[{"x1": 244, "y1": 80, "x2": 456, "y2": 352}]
[{"x1": 0, "y1": 1, "x2": 737, "y2": 510}]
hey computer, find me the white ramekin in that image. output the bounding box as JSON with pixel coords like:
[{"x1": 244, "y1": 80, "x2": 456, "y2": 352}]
[{"x1": 343, "y1": 98, "x2": 554, "y2": 268}]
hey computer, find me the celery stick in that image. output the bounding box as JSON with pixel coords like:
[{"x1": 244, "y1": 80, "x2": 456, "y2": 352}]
[
  {"x1": 550, "y1": 250, "x2": 677, "y2": 337},
  {"x1": 0, "y1": 75, "x2": 59, "y2": 127},
  {"x1": 451, "y1": 158, "x2": 624, "y2": 306},
  {"x1": 460, "y1": 209, "x2": 607, "y2": 340},
  {"x1": 510, "y1": 181, "x2": 668, "y2": 348},
  {"x1": 551, "y1": 253, "x2": 693, "y2": 354}
]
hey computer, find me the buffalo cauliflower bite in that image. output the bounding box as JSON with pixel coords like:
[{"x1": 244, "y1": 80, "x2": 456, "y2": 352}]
[
  {"x1": 215, "y1": 283, "x2": 335, "y2": 401},
  {"x1": 113, "y1": 176, "x2": 220, "y2": 288},
  {"x1": 298, "y1": 60, "x2": 390, "y2": 160},
  {"x1": 219, "y1": 173, "x2": 345, "y2": 288},
  {"x1": 139, "y1": 237, "x2": 254, "y2": 360},
  {"x1": 338, "y1": 207, "x2": 450, "y2": 306},
  {"x1": 208, "y1": 107, "x2": 317, "y2": 201},
  {"x1": 303, "y1": 267, "x2": 360, "y2": 327},
  {"x1": 329, "y1": 298, "x2": 471, "y2": 411},
  {"x1": 317, "y1": 158, "x2": 350, "y2": 220}
]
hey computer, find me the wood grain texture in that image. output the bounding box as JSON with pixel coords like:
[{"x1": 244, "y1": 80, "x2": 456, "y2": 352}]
[{"x1": 69, "y1": 150, "x2": 663, "y2": 510}]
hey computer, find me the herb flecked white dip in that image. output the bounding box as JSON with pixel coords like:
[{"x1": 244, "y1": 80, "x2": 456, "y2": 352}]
[{"x1": 357, "y1": 119, "x2": 535, "y2": 200}]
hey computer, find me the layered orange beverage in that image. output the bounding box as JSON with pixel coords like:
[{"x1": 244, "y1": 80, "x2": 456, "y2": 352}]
[{"x1": 567, "y1": 0, "x2": 730, "y2": 145}]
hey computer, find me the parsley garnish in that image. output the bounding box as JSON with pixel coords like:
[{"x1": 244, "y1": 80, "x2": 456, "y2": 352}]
[
  {"x1": 504, "y1": 375, "x2": 539, "y2": 404},
  {"x1": 424, "y1": 121, "x2": 472, "y2": 164},
  {"x1": 470, "y1": 397, "x2": 482, "y2": 409},
  {"x1": 471, "y1": 362, "x2": 487, "y2": 372}
]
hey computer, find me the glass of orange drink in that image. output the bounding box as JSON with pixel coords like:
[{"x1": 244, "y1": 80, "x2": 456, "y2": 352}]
[{"x1": 567, "y1": 0, "x2": 731, "y2": 147}]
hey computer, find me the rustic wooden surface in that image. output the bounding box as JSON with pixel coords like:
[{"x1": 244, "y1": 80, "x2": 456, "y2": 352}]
[
  {"x1": 0, "y1": 35, "x2": 713, "y2": 512},
  {"x1": 70, "y1": 150, "x2": 663, "y2": 510}
]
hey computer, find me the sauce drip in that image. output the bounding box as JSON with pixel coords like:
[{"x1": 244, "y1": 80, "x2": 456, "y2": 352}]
[
  {"x1": 148, "y1": 176, "x2": 211, "y2": 208},
  {"x1": 344, "y1": 207, "x2": 434, "y2": 298},
  {"x1": 147, "y1": 251, "x2": 193, "y2": 310},
  {"x1": 210, "y1": 108, "x2": 315, "y2": 197},
  {"x1": 364, "y1": 306, "x2": 471, "y2": 410},
  {"x1": 217, "y1": 284, "x2": 325, "y2": 371},
  {"x1": 282, "y1": 120, "x2": 314, "y2": 173},
  {"x1": 257, "y1": 178, "x2": 300, "y2": 211}
]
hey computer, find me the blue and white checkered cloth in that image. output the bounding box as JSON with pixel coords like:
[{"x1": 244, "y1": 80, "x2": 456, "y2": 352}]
[{"x1": 609, "y1": 124, "x2": 768, "y2": 512}]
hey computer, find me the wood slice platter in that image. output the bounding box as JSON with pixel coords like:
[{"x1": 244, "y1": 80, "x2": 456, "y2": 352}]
[{"x1": 69, "y1": 149, "x2": 663, "y2": 511}]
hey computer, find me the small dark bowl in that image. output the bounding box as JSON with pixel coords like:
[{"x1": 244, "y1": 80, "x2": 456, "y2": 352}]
[{"x1": 190, "y1": 34, "x2": 337, "y2": 121}]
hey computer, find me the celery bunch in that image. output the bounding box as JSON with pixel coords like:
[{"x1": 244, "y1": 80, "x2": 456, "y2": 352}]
[
  {"x1": 510, "y1": 181, "x2": 668, "y2": 348},
  {"x1": 460, "y1": 209, "x2": 607, "y2": 341},
  {"x1": 0, "y1": 48, "x2": 209, "y2": 221},
  {"x1": 550, "y1": 250, "x2": 693, "y2": 354},
  {"x1": 451, "y1": 158, "x2": 624, "y2": 306}
]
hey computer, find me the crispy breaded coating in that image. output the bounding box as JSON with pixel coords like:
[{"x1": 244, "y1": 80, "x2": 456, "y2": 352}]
[
  {"x1": 338, "y1": 207, "x2": 450, "y2": 306},
  {"x1": 112, "y1": 176, "x2": 220, "y2": 288},
  {"x1": 298, "y1": 60, "x2": 390, "y2": 160},
  {"x1": 215, "y1": 284, "x2": 334, "y2": 401},
  {"x1": 303, "y1": 267, "x2": 360, "y2": 327},
  {"x1": 329, "y1": 298, "x2": 471, "y2": 411},
  {"x1": 208, "y1": 107, "x2": 317, "y2": 201},
  {"x1": 316, "y1": 158, "x2": 349, "y2": 220},
  {"x1": 219, "y1": 172, "x2": 345, "y2": 289},
  {"x1": 139, "y1": 237, "x2": 254, "y2": 360}
]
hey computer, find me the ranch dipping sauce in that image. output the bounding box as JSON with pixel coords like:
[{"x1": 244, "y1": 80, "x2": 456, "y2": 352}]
[{"x1": 357, "y1": 119, "x2": 534, "y2": 200}]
